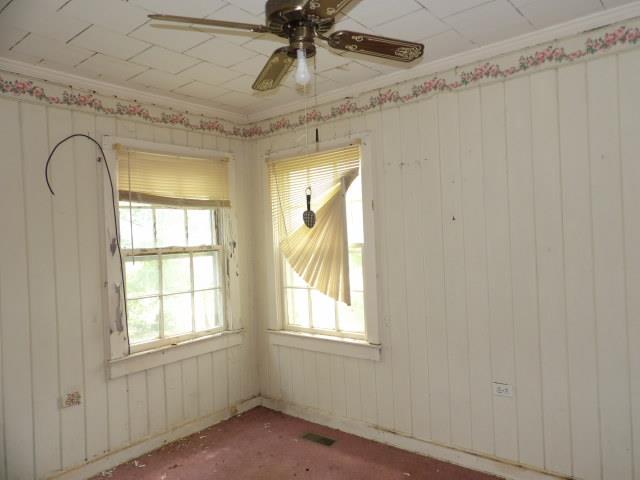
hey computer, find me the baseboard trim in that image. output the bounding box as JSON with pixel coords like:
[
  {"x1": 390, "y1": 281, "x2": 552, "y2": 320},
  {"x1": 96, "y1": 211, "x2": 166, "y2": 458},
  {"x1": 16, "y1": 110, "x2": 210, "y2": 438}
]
[
  {"x1": 261, "y1": 397, "x2": 568, "y2": 480},
  {"x1": 46, "y1": 395, "x2": 568, "y2": 480},
  {"x1": 47, "y1": 396, "x2": 262, "y2": 480}
]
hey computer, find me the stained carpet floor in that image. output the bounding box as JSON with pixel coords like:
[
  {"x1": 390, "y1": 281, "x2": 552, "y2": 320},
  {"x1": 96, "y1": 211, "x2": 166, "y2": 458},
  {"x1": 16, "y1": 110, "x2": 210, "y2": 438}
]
[{"x1": 92, "y1": 406, "x2": 500, "y2": 479}]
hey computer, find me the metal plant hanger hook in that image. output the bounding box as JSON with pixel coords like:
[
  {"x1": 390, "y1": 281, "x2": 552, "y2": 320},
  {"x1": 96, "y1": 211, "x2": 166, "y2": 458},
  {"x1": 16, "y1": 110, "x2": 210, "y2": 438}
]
[{"x1": 303, "y1": 187, "x2": 316, "y2": 229}]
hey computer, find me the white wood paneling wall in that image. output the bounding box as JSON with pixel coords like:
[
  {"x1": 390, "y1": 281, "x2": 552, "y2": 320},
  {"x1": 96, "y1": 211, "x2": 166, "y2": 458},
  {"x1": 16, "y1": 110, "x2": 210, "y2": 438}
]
[
  {"x1": 0, "y1": 99, "x2": 259, "y2": 479},
  {"x1": 255, "y1": 48, "x2": 640, "y2": 480},
  {"x1": 1, "y1": 42, "x2": 639, "y2": 480}
]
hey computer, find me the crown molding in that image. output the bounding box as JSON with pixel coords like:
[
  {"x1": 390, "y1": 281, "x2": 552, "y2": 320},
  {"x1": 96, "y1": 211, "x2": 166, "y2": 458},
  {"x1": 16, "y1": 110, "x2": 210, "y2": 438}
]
[
  {"x1": 247, "y1": 1, "x2": 640, "y2": 123},
  {"x1": 0, "y1": 57, "x2": 248, "y2": 124}
]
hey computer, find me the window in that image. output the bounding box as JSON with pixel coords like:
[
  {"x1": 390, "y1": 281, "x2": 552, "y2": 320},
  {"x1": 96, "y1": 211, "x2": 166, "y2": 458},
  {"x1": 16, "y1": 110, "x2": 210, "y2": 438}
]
[
  {"x1": 269, "y1": 144, "x2": 369, "y2": 339},
  {"x1": 116, "y1": 146, "x2": 232, "y2": 352},
  {"x1": 119, "y1": 203, "x2": 226, "y2": 350}
]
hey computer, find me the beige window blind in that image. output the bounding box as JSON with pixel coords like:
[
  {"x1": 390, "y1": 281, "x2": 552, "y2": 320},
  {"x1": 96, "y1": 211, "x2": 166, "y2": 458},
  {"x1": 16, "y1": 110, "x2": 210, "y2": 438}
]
[
  {"x1": 116, "y1": 146, "x2": 231, "y2": 207},
  {"x1": 268, "y1": 144, "x2": 361, "y2": 305}
]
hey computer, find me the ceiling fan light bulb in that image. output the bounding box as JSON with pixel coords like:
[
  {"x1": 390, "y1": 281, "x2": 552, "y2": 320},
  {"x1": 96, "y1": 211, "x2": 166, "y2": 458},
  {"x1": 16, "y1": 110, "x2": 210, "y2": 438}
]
[{"x1": 295, "y1": 49, "x2": 312, "y2": 86}]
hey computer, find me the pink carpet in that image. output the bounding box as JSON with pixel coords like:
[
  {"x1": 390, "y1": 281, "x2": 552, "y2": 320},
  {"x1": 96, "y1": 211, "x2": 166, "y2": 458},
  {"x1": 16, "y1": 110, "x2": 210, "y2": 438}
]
[{"x1": 92, "y1": 407, "x2": 500, "y2": 479}]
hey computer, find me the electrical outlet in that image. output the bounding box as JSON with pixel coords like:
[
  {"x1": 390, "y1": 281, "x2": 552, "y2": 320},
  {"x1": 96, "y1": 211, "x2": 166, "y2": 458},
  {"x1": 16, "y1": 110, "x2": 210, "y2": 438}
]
[
  {"x1": 492, "y1": 382, "x2": 513, "y2": 398},
  {"x1": 60, "y1": 391, "x2": 82, "y2": 408}
]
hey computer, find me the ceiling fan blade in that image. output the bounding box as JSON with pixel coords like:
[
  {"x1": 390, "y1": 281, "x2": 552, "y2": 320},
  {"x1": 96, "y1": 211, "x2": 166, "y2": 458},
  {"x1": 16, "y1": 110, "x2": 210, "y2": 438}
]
[
  {"x1": 148, "y1": 14, "x2": 268, "y2": 33},
  {"x1": 252, "y1": 47, "x2": 295, "y2": 91},
  {"x1": 328, "y1": 31, "x2": 424, "y2": 62},
  {"x1": 304, "y1": 0, "x2": 357, "y2": 18}
]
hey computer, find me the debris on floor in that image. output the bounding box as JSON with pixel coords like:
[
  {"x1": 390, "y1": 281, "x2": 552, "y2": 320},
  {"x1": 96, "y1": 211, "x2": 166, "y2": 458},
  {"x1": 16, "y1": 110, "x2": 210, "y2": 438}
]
[{"x1": 90, "y1": 407, "x2": 500, "y2": 480}]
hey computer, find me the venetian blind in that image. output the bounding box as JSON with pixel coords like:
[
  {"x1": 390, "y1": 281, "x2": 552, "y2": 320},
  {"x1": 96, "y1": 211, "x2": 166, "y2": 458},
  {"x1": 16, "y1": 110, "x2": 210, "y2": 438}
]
[
  {"x1": 268, "y1": 144, "x2": 361, "y2": 305},
  {"x1": 116, "y1": 146, "x2": 230, "y2": 207}
]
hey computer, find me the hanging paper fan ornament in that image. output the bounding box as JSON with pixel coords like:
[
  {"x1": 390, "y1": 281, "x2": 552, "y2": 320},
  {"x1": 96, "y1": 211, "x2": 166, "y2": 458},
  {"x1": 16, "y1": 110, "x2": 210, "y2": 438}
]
[{"x1": 303, "y1": 187, "x2": 316, "y2": 229}]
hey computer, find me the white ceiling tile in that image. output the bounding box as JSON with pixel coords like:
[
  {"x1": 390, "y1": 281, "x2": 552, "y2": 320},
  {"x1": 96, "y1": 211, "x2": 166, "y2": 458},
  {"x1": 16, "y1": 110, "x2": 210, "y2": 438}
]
[
  {"x1": 231, "y1": 54, "x2": 271, "y2": 76},
  {"x1": 0, "y1": 25, "x2": 28, "y2": 51},
  {"x1": 12, "y1": 33, "x2": 93, "y2": 67},
  {"x1": 173, "y1": 81, "x2": 229, "y2": 99},
  {"x1": 203, "y1": 4, "x2": 264, "y2": 45},
  {"x1": 347, "y1": 0, "x2": 423, "y2": 27},
  {"x1": 131, "y1": 46, "x2": 199, "y2": 74},
  {"x1": 243, "y1": 35, "x2": 289, "y2": 56},
  {"x1": 129, "y1": 69, "x2": 190, "y2": 90},
  {"x1": 69, "y1": 25, "x2": 150, "y2": 60},
  {"x1": 60, "y1": 0, "x2": 149, "y2": 34},
  {"x1": 348, "y1": 55, "x2": 415, "y2": 74},
  {"x1": 421, "y1": 29, "x2": 474, "y2": 62},
  {"x1": 0, "y1": 48, "x2": 42, "y2": 64},
  {"x1": 75, "y1": 53, "x2": 148, "y2": 81},
  {"x1": 601, "y1": 0, "x2": 637, "y2": 6},
  {"x1": 445, "y1": 0, "x2": 533, "y2": 45},
  {"x1": 518, "y1": 0, "x2": 603, "y2": 28},
  {"x1": 320, "y1": 61, "x2": 380, "y2": 84},
  {"x1": 416, "y1": 0, "x2": 492, "y2": 18},
  {"x1": 220, "y1": 74, "x2": 258, "y2": 94},
  {"x1": 129, "y1": 21, "x2": 212, "y2": 52},
  {"x1": 313, "y1": 49, "x2": 351, "y2": 72},
  {"x1": 332, "y1": 16, "x2": 373, "y2": 34},
  {"x1": 376, "y1": 9, "x2": 449, "y2": 41},
  {"x1": 0, "y1": 0, "x2": 90, "y2": 42},
  {"x1": 218, "y1": 91, "x2": 256, "y2": 108},
  {"x1": 178, "y1": 62, "x2": 244, "y2": 85},
  {"x1": 130, "y1": 0, "x2": 226, "y2": 17},
  {"x1": 186, "y1": 38, "x2": 258, "y2": 67},
  {"x1": 225, "y1": 0, "x2": 267, "y2": 15}
]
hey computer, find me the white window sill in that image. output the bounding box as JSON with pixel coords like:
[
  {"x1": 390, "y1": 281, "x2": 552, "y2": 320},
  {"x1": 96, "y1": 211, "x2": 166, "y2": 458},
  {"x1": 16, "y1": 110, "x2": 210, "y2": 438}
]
[
  {"x1": 267, "y1": 329, "x2": 381, "y2": 361},
  {"x1": 108, "y1": 330, "x2": 243, "y2": 379}
]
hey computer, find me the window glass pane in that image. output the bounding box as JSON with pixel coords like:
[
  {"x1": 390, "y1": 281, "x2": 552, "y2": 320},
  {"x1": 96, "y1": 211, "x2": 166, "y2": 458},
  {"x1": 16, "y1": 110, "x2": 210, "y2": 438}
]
[
  {"x1": 125, "y1": 256, "x2": 160, "y2": 298},
  {"x1": 346, "y1": 176, "x2": 364, "y2": 244},
  {"x1": 337, "y1": 291, "x2": 365, "y2": 333},
  {"x1": 162, "y1": 254, "x2": 192, "y2": 294},
  {"x1": 311, "y1": 290, "x2": 336, "y2": 331},
  {"x1": 119, "y1": 208, "x2": 132, "y2": 249},
  {"x1": 120, "y1": 207, "x2": 154, "y2": 249},
  {"x1": 156, "y1": 208, "x2": 186, "y2": 247},
  {"x1": 188, "y1": 209, "x2": 213, "y2": 246},
  {"x1": 194, "y1": 289, "x2": 223, "y2": 331},
  {"x1": 193, "y1": 252, "x2": 221, "y2": 290},
  {"x1": 349, "y1": 247, "x2": 363, "y2": 291},
  {"x1": 163, "y1": 293, "x2": 193, "y2": 336},
  {"x1": 286, "y1": 288, "x2": 310, "y2": 328},
  {"x1": 127, "y1": 297, "x2": 160, "y2": 344},
  {"x1": 284, "y1": 261, "x2": 308, "y2": 288}
]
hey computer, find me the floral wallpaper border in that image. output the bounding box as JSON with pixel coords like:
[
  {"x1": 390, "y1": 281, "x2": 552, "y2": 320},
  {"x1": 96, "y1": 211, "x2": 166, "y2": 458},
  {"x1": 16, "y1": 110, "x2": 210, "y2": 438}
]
[{"x1": 1, "y1": 21, "x2": 639, "y2": 139}]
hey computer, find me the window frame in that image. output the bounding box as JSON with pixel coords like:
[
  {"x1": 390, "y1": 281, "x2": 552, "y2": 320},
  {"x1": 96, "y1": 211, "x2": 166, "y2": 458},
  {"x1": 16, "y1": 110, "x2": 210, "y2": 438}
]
[
  {"x1": 120, "y1": 202, "x2": 228, "y2": 353},
  {"x1": 101, "y1": 136, "x2": 242, "y2": 363},
  {"x1": 266, "y1": 134, "x2": 380, "y2": 346}
]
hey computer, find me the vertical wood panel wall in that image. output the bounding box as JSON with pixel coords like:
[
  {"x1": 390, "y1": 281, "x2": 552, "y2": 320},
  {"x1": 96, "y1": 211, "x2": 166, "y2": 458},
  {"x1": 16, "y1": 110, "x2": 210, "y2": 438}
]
[
  {"x1": 0, "y1": 102, "x2": 259, "y2": 479},
  {"x1": 255, "y1": 48, "x2": 640, "y2": 480}
]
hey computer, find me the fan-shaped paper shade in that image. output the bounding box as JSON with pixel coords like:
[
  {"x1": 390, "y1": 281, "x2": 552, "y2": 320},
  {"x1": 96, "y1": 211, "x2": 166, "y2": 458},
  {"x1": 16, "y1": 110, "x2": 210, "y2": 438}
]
[
  {"x1": 268, "y1": 144, "x2": 361, "y2": 305},
  {"x1": 280, "y1": 170, "x2": 358, "y2": 305}
]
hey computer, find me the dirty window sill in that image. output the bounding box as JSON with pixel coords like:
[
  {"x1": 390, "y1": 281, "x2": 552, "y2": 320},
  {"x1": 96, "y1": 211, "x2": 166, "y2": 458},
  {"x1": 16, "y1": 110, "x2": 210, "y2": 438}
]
[
  {"x1": 109, "y1": 330, "x2": 243, "y2": 379},
  {"x1": 267, "y1": 330, "x2": 381, "y2": 361}
]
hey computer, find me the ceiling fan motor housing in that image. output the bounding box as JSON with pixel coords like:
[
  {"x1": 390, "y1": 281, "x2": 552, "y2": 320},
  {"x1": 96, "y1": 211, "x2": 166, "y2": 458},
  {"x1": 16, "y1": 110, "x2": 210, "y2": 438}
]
[{"x1": 266, "y1": 0, "x2": 334, "y2": 55}]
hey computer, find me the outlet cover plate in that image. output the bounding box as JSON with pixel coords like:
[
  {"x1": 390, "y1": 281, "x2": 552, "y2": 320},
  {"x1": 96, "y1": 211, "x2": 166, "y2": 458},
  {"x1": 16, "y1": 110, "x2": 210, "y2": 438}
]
[{"x1": 492, "y1": 382, "x2": 513, "y2": 398}]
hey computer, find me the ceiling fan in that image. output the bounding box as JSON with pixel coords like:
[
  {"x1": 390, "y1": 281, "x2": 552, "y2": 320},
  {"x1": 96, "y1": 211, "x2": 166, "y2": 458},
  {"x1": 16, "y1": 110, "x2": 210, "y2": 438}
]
[{"x1": 148, "y1": 0, "x2": 425, "y2": 92}]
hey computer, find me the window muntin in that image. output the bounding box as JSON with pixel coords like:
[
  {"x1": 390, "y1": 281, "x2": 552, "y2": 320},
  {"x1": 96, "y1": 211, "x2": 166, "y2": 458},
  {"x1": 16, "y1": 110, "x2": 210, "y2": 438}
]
[
  {"x1": 280, "y1": 173, "x2": 366, "y2": 338},
  {"x1": 119, "y1": 201, "x2": 226, "y2": 350}
]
